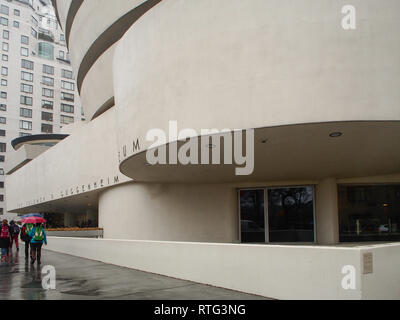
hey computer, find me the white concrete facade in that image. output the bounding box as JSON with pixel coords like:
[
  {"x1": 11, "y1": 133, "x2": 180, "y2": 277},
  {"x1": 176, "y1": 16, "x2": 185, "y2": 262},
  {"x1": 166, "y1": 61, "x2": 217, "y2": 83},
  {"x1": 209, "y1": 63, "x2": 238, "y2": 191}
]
[{"x1": 4, "y1": 0, "x2": 400, "y2": 299}]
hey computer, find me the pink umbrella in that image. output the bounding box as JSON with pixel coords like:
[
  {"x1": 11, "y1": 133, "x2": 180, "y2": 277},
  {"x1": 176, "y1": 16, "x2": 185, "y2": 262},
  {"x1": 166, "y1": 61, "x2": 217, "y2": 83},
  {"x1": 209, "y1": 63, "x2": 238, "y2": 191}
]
[{"x1": 21, "y1": 217, "x2": 46, "y2": 224}]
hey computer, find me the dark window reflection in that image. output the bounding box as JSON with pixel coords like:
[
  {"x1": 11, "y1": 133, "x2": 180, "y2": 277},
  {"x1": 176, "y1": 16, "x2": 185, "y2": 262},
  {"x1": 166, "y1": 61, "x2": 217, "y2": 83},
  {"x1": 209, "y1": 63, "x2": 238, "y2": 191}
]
[
  {"x1": 240, "y1": 189, "x2": 265, "y2": 243},
  {"x1": 268, "y1": 187, "x2": 315, "y2": 242},
  {"x1": 339, "y1": 185, "x2": 400, "y2": 242}
]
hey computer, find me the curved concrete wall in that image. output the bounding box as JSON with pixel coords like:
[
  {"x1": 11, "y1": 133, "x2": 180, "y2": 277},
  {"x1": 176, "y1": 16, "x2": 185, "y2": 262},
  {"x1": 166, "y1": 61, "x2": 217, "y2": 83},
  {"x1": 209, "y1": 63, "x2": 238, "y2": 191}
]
[
  {"x1": 80, "y1": 44, "x2": 117, "y2": 120},
  {"x1": 54, "y1": 0, "x2": 72, "y2": 31},
  {"x1": 99, "y1": 182, "x2": 239, "y2": 242},
  {"x1": 113, "y1": 0, "x2": 400, "y2": 170}
]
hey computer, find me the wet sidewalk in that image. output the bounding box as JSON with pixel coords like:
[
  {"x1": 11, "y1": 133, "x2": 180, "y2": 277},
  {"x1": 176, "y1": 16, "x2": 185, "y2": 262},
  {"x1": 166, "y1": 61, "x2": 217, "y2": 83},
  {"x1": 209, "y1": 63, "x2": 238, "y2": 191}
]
[{"x1": 0, "y1": 248, "x2": 269, "y2": 300}]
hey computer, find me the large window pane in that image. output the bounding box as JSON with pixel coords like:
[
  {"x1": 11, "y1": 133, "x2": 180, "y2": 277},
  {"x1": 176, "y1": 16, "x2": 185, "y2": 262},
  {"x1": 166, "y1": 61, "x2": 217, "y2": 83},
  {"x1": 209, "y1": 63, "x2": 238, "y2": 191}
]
[
  {"x1": 338, "y1": 185, "x2": 400, "y2": 242},
  {"x1": 268, "y1": 187, "x2": 315, "y2": 242},
  {"x1": 239, "y1": 189, "x2": 265, "y2": 243}
]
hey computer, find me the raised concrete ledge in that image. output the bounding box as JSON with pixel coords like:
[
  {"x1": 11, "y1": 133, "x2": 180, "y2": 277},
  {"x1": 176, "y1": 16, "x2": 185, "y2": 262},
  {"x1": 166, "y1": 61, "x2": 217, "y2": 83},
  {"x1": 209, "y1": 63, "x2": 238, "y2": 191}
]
[{"x1": 44, "y1": 237, "x2": 400, "y2": 299}]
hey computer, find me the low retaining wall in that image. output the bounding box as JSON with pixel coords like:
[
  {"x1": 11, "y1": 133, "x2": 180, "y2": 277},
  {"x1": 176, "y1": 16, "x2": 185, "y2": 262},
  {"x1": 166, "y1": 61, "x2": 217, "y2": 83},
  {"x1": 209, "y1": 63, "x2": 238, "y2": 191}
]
[
  {"x1": 44, "y1": 237, "x2": 400, "y2": 300},
  {"x1": 46, "y1": 230, "x2": 103, "y2": 238}
]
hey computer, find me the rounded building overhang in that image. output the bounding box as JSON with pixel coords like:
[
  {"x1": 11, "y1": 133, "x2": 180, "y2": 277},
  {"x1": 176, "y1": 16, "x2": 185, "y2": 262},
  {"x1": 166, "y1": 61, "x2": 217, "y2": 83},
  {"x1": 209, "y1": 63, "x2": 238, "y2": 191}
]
[{"x1": 11, "y1": 134, "x2": 69, "y2": 151}]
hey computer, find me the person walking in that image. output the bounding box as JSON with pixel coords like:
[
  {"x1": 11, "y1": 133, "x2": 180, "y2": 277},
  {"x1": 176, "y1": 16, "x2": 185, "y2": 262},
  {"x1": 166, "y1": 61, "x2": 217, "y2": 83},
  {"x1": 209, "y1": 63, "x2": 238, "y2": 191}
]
[
  {"x1": 9, "y1": 221, "x2": 20, "y2": 252},
  {"x1": 21, "y1": 223, "x2": 33, "y2": 260},
  {"x1": 29, "y1": 223, "x2": 47, "y2": 265},
  {"x1": 0, "y1": 220, "x2": 11, "y2": 263}
]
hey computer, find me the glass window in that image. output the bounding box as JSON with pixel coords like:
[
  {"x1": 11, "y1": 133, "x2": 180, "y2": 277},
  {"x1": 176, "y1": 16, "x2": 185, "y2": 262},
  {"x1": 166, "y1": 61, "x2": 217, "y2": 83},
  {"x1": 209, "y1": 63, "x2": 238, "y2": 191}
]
[
  {"x1": 338, "y1": 185, "x2": 400, "y2": 242},
  {"x1": 21, "y1": 59, "x2": 34, "y2": 70},
  {"x1": 59, "y1": 50, "x2": 64, "y2": 60},
  {"x1": 41, "y1": 111, "x2": 53, "y2": 122},
  {"x1": 42, "y1": 64, "x2": 54, "y2": 75},
  {"x1": 19, "y1": 120, "x2": 32, "y2": 130},
  {"x1": 61, "y1": 69, "x2": 73, "y2": 79},
  {"x1": 31, "y1": 16, "x2": 38, "y2": 27},
  {"x1": 20, "y1": 83, "x2": 33, "y2": 94},
  {"x1": 61, "y1": 80, "x2": 74, "y2": 91},
  {"x1": 61, "y1": 92, "x2": 74, "y2": 102},
  {"x1": 14, "y1": 9, "x2": 20, "y2": 16},
  {"x1": 19, "y1": 132, "x2": 31, "y2": 137},
  {"x1": 0, "y1": 104, "x2": 5, "y2": 111},
  {"x1": 61, "y1": 103, "x2": 74, "y2": 114},
  {"x1": 31, "y1": 28, "x2": 37, "y2": 38},
  {"x1": 2, "y1": 42, "x2": 8, "y2": 51},
  {"x1": 20, "y1": 108, "x2": 32, "y2": 118},
  {"x1": 0, "y1": 117, "x2": 5, "y2": 124},
  {"x1": 3, "y1": 30, "x2": 9, "y2": 40},
  {"x1": 21, "y1": 35, "x2": 29, "y2": 45},
  {"x1": 0, "y1": 155, "x2": 4, "y2": 162},
  {"x1": 267, "y1": 187, "x2": 315, "y2": 242},
  {"x1": 1, "y1": 79, "x2": 6, "y2": 86},
  {"x1": 0, "y1": 17, "x2": 8, "y2": 26},
  {"x1": 13, "y1": 21, "x2": 19, "y2": 28},
  {"x1": 20, "y1": 95, "x2": 33, "y2": 106},
  {"x1": 41, "y1": 100, "x2": 53, "y2": 109},
  {"x1": 60, "y1": 115, "x2": 74, "y2": 124},
  {"x1": 2, "y1": 54, "x2": 7, "y2": 61},
  {"x1": 1, "y1": 5, "x2": 9, "y2": 15},
  {"x1": 38, "y1": 42, "x2": 54, "y2": 60},
  {"x1": 239, "y1": 189, "x2": 266, "y2": 243},
  {"x1": 42, "y1": 76, "x2": 54, "y2": 86},
  {"x1": 42, "y1": 88, "x2": 53, "y2": 98},
  {"x1": 21, "y1": 47, "x2": 29, "y2": 57},
  {"x1": 1, "y1": 67, "x2": 7, "y2": 76},
  {"x1": 41, "y1": 123, "x2": 53, "y2": 133},
  {"x1": 0, "y1": 92, "x2": 6, "y2": 99},
  {"x1": 0, "y1": 143, "x2": 5, "y2": 152},
  {"x1": 21, "y1": 71, "x2": 33, "y2": 82}
]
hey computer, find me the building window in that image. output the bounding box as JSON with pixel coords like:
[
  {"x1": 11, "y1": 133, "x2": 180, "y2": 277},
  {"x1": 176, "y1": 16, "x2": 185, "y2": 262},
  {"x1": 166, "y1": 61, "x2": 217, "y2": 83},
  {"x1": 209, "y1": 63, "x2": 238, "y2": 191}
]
[
  {"x1": 61, "y1": 103, "x2": 74, "y2": 114},
  {"x1": 61, "y1": 69, "x2": 73, "y2": 79},
  {"x1": 42, "y1": 76, "x2": 54, "y2": 86},
  {"x1": 0, "y1": 195, "x2": 4, "y2": 202},
  {"x1": 41, "y1": 123, "x2": 53, "y2": 133},
  {"x1": 61, "y1": 92, "x2": 74, "y2": 102},
  {"x1": 59, "y1": 50, "x2": 64, "y2": 60},
  {"x1": 13, "y1": 21, "x2": 19, "y2": 28},
  {"x1": 60, "y1": 34, "x2": 65, "y2": 41},
  {"x1": 0, "y1": 182, "x2": 4, "y2": 188},
  {"x1": 41, "y1": 111, "x2": 53, "y2": 122},
  {"x1": 0, "y1": 104, "x2": 6, "y2": 111},
  {"x1": 31, "y1": 27, "x2": 37, "y2": 38},
  {"x1": 2, "y1": 30, "x2": 9, "y2": 40},
  {"x1": 1, "y1": 67, "x2": 7, "y2": 76},
  {"x1": 21, "y1": 47, "x2": 29, "y2": 57},
  {"x1": 0, "y1": 92, "x2": 6, "y2": 99},
  {"x1": 41, "y1": 100, "x2": 53, "y2": 109},
  {"x1": 42, "y1": 88, "x2": 53, "y2": 98},
  {"x1": 31, "y1": 16, "x2": 38, "y2": 27},
  {"x1": 19, "y1": 132, "x2": 31, "y2": 137},
  {"x1": 21, "y1": 71, "x2": 33, "y2": 82},
  {"x1": 60, "y1": 115, "x2": 74, "y2": 124},
  {"x1": 0, "y1": 117, "x2": 5, "y2": 124},
  {"x1": 2, "y1": 54, "x2": 7, "y2": 61},
  {"x1": 19, "y1": 120, "x2": 32, "y2": 130},
  {"x1": 20, "y1": 95, "x2": 33, "y2": 106},
  {"x1": 20, "y1": 108, "x2": 32, "y2": 118},
  {"x1": 20, "y1": 83, "x2": 33, "y2": 94},
  {"x1": 38, "y1": 42, "x2": 54, "y2": 60},
  {"x1": 0, "y1": 80, "x2": 6, "y2": 86},
  {"x1": 0, "y1": 17, "x2": 8, "y2": 27},
  {"x1": 0, "y1": 155, "x2": 4, "y2": 162},
  {"x1": 0, "y1": 129, "x2": 5, "y2": 136},
  {"x1": 0, "y1": 143, "x2": 5, "y2": 152},
  {"x1": 21, "y1": 35, "x2": 29, "y2": 45},
  {"x1": 61, "y1": 80, "x2": 74, "y2": 91},
  {"x1": 2, "y1": 42, "x2": 8, "y2": 52},
  {"x1": 239, "y1": 186, "x2": 315, "y2": 243},
  {"x1": 43, "y1": 64, "x2": 54, "y2": 75},
  {"x1": 1, "y1": 5, "x2": 9, "y2": 15},
  {"x1": 21, "y1": 59, "x2": 34, "y2": 70},
  {"x1": 14, "y1": 9, "x2": 20, "y2": 16}
]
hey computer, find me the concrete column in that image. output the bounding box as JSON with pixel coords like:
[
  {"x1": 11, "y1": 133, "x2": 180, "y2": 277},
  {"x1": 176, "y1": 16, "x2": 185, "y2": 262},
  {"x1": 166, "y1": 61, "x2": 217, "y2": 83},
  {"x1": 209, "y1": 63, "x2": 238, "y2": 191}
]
[
  {"x1": 63, "y1": 212, "x2": 74, "y2": 228},
  {"x1": 315, "y1": 178, "x2": 339, "y2": 245}
]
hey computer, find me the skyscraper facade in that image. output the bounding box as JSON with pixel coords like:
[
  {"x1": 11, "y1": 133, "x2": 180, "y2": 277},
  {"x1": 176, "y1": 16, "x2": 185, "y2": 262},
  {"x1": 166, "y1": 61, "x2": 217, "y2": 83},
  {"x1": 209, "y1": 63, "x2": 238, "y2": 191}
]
[{"x1": 0, "y1": 0, "x2": 83, "y2": 220}]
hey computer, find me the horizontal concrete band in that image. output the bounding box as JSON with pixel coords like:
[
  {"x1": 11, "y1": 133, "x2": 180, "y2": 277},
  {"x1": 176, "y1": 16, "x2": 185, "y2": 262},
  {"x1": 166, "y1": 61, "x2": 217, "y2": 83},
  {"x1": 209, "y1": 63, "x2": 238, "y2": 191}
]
[
  {"x1": 76, "y1": 0, "x2": 162, "y2": 94},
  {"x1": 44, "y1": 237, "x2": 400, "y2": 300},
  {"x1": 65, "y1": 0, "x2": 84, "y2": 48}
]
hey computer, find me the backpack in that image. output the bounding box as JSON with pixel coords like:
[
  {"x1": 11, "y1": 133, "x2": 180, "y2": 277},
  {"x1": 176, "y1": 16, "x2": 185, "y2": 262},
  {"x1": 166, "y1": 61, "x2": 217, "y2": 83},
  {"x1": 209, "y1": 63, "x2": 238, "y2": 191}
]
[
  {"x1": 32, "y1": 227, "x2": 44, "y2": 241},
  {"x1": 12, "y1": 225, "x2": 20, "y2": 235},
  {"x1": 0, "y1": 224, "x2": 9, "y2": 239},
  {"x1": 26, "y1": 224, "x2": 33, "y2": 235}
]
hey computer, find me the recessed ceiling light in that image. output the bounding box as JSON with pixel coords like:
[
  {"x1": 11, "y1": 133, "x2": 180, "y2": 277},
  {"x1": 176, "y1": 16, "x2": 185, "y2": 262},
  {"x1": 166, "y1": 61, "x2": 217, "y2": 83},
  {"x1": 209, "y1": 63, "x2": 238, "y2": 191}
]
[{"x1": 329, "y1": 132, "x2": 343, "y2": 138}]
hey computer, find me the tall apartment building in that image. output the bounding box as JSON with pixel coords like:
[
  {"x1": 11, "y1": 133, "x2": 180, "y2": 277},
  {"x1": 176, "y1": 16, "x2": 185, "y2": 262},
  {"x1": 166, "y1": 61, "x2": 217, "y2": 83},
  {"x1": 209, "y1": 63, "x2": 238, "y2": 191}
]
[{"x1": 0, "y1": 0, "x2": 83, "y2": 220}]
